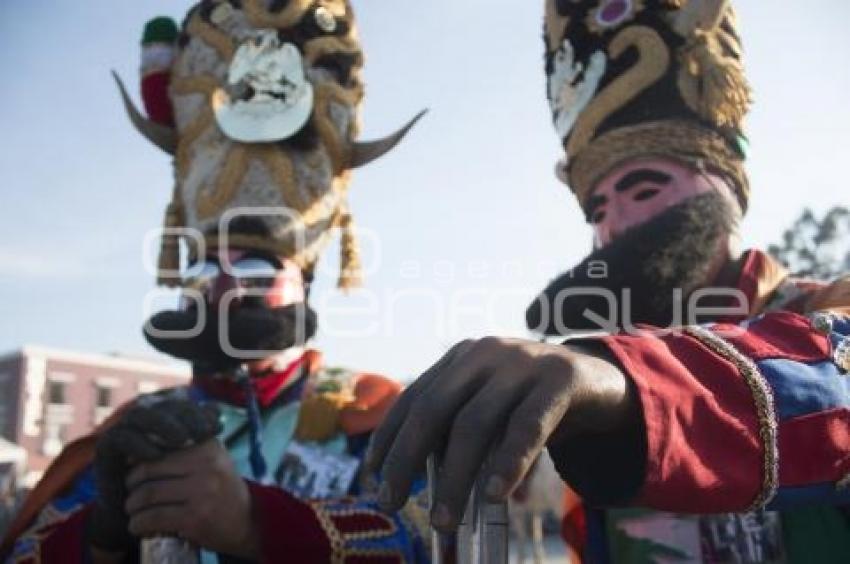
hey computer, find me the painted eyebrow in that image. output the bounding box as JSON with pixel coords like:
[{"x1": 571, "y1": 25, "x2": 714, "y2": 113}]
[
  {"x1": 584, "y1": 193, "x2": 608, "y2": 221},
  {"x1": 615, "y1": 169, "x2": 673, "y2": 193}
]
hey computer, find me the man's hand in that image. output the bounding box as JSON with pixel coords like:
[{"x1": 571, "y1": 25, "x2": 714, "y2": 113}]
[
  {"x1": 124, "y1": 440, "x2": 260, "y2": 560},
  {"x1": 89, "y1": 397, "x2": 221, "y2": 555},
  {"x1": 364, "y1": 337, "x2": 635, "y2": 531}
]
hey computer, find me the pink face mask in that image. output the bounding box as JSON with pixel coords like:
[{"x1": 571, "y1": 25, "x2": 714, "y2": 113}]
[
  {"x1": 184, "y1": 249, "x2": 306, "y2": 310},
  {"x1": 586, "y1": 158, "x2": 736, "y2": 248}
]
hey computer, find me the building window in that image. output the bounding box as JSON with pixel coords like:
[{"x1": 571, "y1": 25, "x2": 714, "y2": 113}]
[
  {"x1": 0, "y1": 372, "x2": 9, "y2": 436},
  {"x1": 96, "y1": 386, "x2": 112, "y2": 408},
  {"x1": 47, "y1": 381, "x2": 66, "y2": 405},
  {"x1": 138, "y1": 381, "x2": 161, "y2": 395},
  {"x1": 43, "y1": 422, "x2": 65, "y2": 457}
]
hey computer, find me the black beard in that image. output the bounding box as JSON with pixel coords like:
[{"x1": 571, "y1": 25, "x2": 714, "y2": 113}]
[
  {"x1": 143, "y1": 303, "x2": 318, "y2": 372},
  {"x1": 526, "y1": 191, "x2": 735, "y2": 336}
]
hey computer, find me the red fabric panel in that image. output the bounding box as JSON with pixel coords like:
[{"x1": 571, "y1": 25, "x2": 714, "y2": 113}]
[
  {"x1": 717, "y1": 312, "x2": 830, "y2": 363},
  {"x1": 603, "y1": 331, "x2": 763, "y2": 513},
  {"x1": 191, "y1": 354, "x2": 306, "y2": 407},
  {"x1": 778, "y1": 408, "x2": 850, "y2": 486},
  {"x1": 331, "y1": 512, "x2": 396, "y2": 536},
  {"x1": 560, "y1": 504, "x2": 587, "y2": 563},
  {"x1": 247, "y1": 481, "x2": 332, "y2": 564},
  {"x1": 38, "y1": 506, "x2": 90, "y2": 564},
  {"x1": 141, "y1": 71, "x2": 175, "y2": 127}
]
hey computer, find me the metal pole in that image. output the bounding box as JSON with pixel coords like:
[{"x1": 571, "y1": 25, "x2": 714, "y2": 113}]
[
  {"x1": 428, "y1": 454, "x2": 509, "y2": 564},
  {"x1": 140, "y1": 537, "x2": 198, "y2": 564}
]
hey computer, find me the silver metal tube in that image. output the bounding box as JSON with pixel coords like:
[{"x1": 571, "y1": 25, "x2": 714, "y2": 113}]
[
  {"x1": 427, "y1": 454, "x2": 509, "y2": 564},
  {"x1": 140, "y1": 537, "x2": 198, "y2": 564}
]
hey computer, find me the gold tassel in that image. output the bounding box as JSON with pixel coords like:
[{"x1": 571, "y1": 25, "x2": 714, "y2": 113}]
[
  {"x1": 337, "y1": 211, "x2": 363, "y2": 290},
  {"x1": 157, "y1": 193, "x2": 185, "y2": 287},
  {"x1": 677, "y1": 29, "x2": 752, "y2": 129}
]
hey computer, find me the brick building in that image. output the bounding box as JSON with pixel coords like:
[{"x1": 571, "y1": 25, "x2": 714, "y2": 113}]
[{"x1": 0, "y1": 346, "x2": 190, "y2": 486}]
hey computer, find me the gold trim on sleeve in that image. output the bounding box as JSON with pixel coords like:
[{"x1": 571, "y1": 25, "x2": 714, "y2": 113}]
[{"x1": 683, "y1": 325, "x2": 779, "y2": 511}]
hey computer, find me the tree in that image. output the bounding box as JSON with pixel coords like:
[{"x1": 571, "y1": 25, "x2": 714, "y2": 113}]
[{"x1": 768, "y1": 206, "x2": 850, "y2": 280}]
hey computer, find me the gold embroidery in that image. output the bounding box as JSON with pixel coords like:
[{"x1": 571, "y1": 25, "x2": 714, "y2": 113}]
[
  {"x1": 311, "y1": 502, "x2": 346, "y2": 564},
  {"x1": 187, "y1": 13, "x2": 236, "y2": 60},
  {"x1": 684, "y1": 326, "x2": 779, "y2": 511},
  {"x1": 176, "y1": 107, "x2": 215, "y2": 179},
  {"x1": 544, "y1": 0, "x2": 570, "y2": 52},
  {"x1": 332, "y1": 508, "x2": 399, "y2": 542},
  {"x1": 337, "y1": 206, "x2": 361, "y2": 289},
  {"x1": 299, "y1": 174, "x2": 347, "y2": 227},
  {"x1": 171, "y1": 75, "x2": 219, "y2": 97},
  {"x1": 256, "y1": 146, "x2": 306, "y2": 212},
  {"x1": 568, "y1": 25, "x2": 670, "y2": 157},
  {"x1": 343, "y1": 550, "x2": 403, "y2": 563},
  {"x1": 677, "y1": 29, "x2": 750, "y2": 129},
  {"x1": 243, "y1": 0, "x2": 313, "y2": 29},
  {"x1": 196, "y1": 145, "x2": 250, "y2": 220},
  {"x1": 308, "y1": 500, "x2": 404, "y2": 564},
  {"x1": 313, "y1": 81, "x2": 363, "y2": 172},
  {"x1": 568, "y1": 120, "x2": 748, "y2": 213},
  {"x1": 399, "y1": 490, "x2": 432, "y2": 551},
  {"x1": 304, "y1": 36, "x2": 362, "y2": 65},
  {"x1": 322, "y1": 0, "x2": 350, "y2": 19}
]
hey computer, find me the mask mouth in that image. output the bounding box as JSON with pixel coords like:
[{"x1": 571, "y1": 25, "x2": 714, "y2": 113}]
[
  {"x1": 526, "y1": 190, "x2": 735, "y2": 336},
  {"x1": 144, "y1": 302, "x2": 318, "y2": 371}
]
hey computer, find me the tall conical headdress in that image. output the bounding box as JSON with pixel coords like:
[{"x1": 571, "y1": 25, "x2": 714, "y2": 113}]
[
  {"x1": 118, "y1": 1, "x2": 423, "y2": 289},
  {"x1": 544, "y1": 0, "x2": 751, "y2": 214}
]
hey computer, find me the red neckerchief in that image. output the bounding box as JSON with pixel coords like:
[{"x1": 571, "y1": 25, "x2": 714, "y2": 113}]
[{"x1": 191, "y1": 353, "x2": 307, "y2": 408}]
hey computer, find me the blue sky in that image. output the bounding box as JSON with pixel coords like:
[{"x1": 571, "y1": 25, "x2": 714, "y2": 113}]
[{"x1": 1, "y1": 1, "x2": 848, "y2": 380}]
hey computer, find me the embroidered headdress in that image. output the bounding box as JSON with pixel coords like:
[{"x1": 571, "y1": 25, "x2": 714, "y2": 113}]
[
  {"x1": 117, "y1": 0, "x2": 422, "y2": 289},
  {"x1": 544, "y1": 0, "x2": 751, "y2": 214}
]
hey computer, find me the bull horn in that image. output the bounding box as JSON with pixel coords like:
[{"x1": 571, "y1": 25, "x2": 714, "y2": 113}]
[
  {"x1": 673, "y1": 0, "x2": 729, "y2": 36},
  {"x1": 349, "y1": 109, "x2": 428, "y2": 169},
  {"x1": 111, "y1": 70, "x2": 178, "y2": 155}
]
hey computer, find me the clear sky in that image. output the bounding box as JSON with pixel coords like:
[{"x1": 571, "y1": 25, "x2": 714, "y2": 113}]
[{"x1": 1, "y1": 1, "x2": 848, "y2": 380}]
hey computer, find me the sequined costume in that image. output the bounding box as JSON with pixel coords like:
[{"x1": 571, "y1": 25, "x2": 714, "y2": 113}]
[
  {"x1": 538, "y1": 0, "x2": 850, "y2": 561},
  {"x1": 1, "y1": 0, "x2": 426, "y2": 561},
  {"x1": 553, "y1": 251, "x2": 850, "y2": 563},
  {"x1": 3, "y1": 351, "x2": 430, "y2": 563}
]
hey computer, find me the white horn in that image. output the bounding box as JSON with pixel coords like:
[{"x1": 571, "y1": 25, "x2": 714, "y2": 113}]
[
  {"x1": 112, "y1": 70, "x2": 178, "y2": 155},
  {"x1": 349, "y1": 110, "x2": 428, "y2": 169}
]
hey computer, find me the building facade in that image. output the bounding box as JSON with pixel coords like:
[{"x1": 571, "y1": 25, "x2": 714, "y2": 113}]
[{"x1": 0, "y1": 346, "x2": 190, "y2": 487}]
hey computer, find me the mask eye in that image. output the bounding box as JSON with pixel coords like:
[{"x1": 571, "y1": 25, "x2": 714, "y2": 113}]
[
  {"x1": 231, "y1": 257, "x2": 279, "y2": 290},
  {"x1": 633, "y1": 188, "x2": 661, "y2": 202},
  {"x1": 183, "y1": 260, "x2": 220, "y2": 293},
  {"x1": 231, "y1": 257, "x2": 278, "y2": 277}
]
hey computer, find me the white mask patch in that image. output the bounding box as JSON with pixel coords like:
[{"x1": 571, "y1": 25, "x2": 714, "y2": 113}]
[
  {"x1": 548, "y1": 39, "x2": 607, "y2": 141},
  {"x1": 213, "y1": 30, "x2": 314, "y2": 143}
]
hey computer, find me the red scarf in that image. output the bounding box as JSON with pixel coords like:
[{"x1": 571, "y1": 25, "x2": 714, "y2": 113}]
[{"x1": 191, "y1": 354, "x2": 307, "y2": 408}]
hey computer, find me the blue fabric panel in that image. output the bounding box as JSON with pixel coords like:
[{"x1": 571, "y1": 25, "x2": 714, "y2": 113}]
[
  {"x1": 757, "y1": 358, "x2": 850, "y2": 420},
  {"x1": 768, "y1": 482, "x2": 850, "y2": 510}
]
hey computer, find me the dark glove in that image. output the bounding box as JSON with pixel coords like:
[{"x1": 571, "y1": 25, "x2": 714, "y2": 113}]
[{"x1": 87, "y1": 393, "x2": 222, "y2": 554}]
